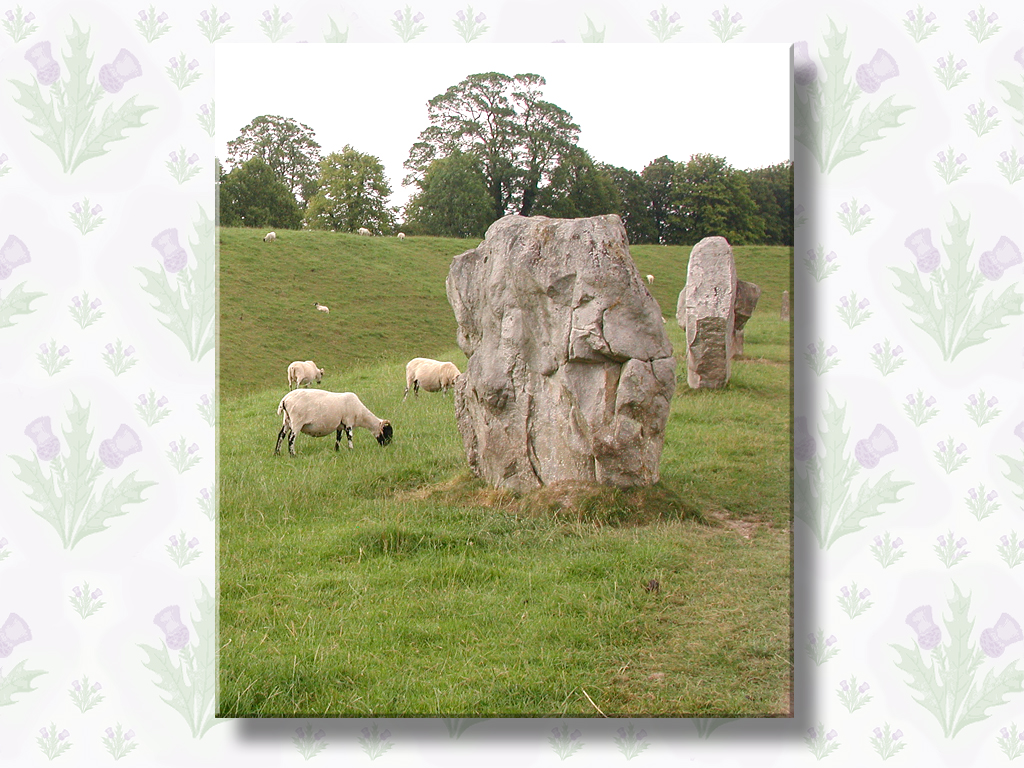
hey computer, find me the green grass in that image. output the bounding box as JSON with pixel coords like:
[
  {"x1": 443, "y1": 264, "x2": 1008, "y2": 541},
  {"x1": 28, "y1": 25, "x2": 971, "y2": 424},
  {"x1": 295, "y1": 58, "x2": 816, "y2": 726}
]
[{"x1": 218, "y1": 226, "x2": 793, "y2": 717}]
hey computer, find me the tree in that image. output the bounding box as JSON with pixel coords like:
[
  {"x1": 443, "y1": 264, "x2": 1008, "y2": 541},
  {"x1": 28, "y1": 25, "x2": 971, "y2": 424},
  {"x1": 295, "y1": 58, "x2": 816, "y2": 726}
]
[
  {"x1": 219, "y1": 157, "x2": 303, "y2": 229},
  {"x1": 669, "y1": 153, "x2": 763, "y2": 245},
  {"x1": 404, "y1": 72, "x2": 580, "y2": 221},
  {"x1": 403, "y1": 151, "x2": 494, "y2": 238},
  {"x1": 599, "y1": 163, "x2": 659, "y2": 244},
  {"x1": 303, "y1": 146, "x2": 395, "y2": 234},
  {"x1": 532, "y1": 147, "x2": 619, "y2": 219},
  {"x1": 225, "y1": 115, "x2": 322, "y2": 207},
  {"x1": 640, "y1": 156, "x2": 677, "y2": 244},
  {"x1": 744, "y1": 161, "x2": 794, "y2": 245}
]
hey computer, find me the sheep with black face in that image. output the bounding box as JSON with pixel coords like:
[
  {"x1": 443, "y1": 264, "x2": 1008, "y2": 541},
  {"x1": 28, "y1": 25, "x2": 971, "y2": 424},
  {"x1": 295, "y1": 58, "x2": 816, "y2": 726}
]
[{"x1": 275, "y1": 389, "x2": 392, "y2": 454}]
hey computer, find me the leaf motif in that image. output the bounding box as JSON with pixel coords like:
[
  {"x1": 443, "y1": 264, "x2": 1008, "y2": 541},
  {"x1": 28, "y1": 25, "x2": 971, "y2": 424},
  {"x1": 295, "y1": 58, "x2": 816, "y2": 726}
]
[
  {"x1": 137, "y1": 265, "x2": 195, "y2": 358},
  {"x1": 998, "y1": 79, "x2": 1024, "y2": 129},
  {"x1": 8, "y1": 78, "x2": 66, "y2": 167},
  {"x1": 828, "y1": 96, "x2": 914, "y2": 172},
  {"x1": 891, "y1": 642, "x2": 948, "y2": 731},
  {"x1": 138, "y1": 642, "x2": 196, "y2": 728},
  {"x1": 9, "y1": 454, "x2": 67, "y2": 546},
  {"x1": 949, "y1": 284, "x2": 1024, "y2": 360},
  {"x1": 0, "y1": 661, "x2": 47, "y2": 706},
  {"x1": 953, "y1": 663, "x2": 1024, "y2": 737},
  {"x1": 0, "y1": 282, "x2": 46, "y2": 328},
  {"x1": 997, "y1": 454, "x2": 1024, "y2": 502},
  {"x1": 191, "y1": 582, "x2": 218, "y2": 737},
  {"x1": 827, "y1": 471, "x2": 912, "y2": 547},
  {"x1": 890, "y1": 265, "x2": 947, "y2": 355},
  {"x1": 70, "y1": 97, "x2": 157, "y2": 173},
  {"x1": 70, "y1": 472, "x2": 156, "y2": 548}
]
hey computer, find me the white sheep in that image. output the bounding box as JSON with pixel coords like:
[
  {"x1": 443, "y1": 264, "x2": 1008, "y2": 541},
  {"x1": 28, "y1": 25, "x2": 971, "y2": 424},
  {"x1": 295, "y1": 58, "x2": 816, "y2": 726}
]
[
  {"x1": 287, "y1": 360, "x2": 324, "y2": 389},
  {"x1": 275, "y1": 389, "x2": 393, "y2": 454},
  {"x1": 357, "y1": 227, "x2": 372, "y2": 236},
  {"x1": 397, "y1": 232, "x2": 406, "y2": 240},
  {"x1": 313, "y1": 302, "x2": 330, "y2": 314},
  {"x1": 403, "y1": 357, "x2": 461, "y2": 401},
  {"x1": 646, "y1": 274, "x2": 654, "y2": 285},
  {"x1": 264, "y1": 232, "x2": 277, "y2": 242}
]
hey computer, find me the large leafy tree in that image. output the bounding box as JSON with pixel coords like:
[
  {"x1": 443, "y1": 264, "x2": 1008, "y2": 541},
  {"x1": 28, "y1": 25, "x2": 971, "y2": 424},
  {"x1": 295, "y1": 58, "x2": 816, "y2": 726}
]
[
  {"x1": 532, "y1": 147, "x2": 619, "y2": 219},
  {"x1": 744, "y1": 161, "x2": 794, "y2": 245},
  {"x1": 225, "y1": 115, "x2": 322, "y2": 207},
  {"x1": 404, "y1": 72, "x2": 580, "y2": 221},
  {"x1": 219, "y1": 157, "x2": 302, "y2": 229},
  {"x1": 403, "y1": 151, "x2": 494, "y2": 238},
  {"x1": 669, "y1": 153, "x2": 763, "y2": 245},
  {"x1": 640, "y1": 155, "x2": 677, "y2": 244},
  {"x1": 599, "y1": 163, "x2": 659, "y2": 245},
  {"x1": 303, "y1": 146, "x2": 395, "y2": 234}
]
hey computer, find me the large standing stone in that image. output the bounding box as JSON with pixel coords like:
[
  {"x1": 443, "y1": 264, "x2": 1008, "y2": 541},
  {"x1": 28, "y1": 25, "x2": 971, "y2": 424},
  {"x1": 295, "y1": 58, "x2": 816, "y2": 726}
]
[
  {"x1": 676, "y1": 236, "x2": 737, "y2": 389},
  {"x1": 732, "y1": 279, "x2": 761, "y2": 359},
  {"x1": 446, "y1": 214, "x2": 676, "y2": 492}
]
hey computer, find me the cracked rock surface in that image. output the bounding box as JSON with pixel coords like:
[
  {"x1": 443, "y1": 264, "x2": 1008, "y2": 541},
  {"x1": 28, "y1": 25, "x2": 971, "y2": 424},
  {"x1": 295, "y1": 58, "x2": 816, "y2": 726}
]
[{"x1": 446, "y1": 214, "x2": 675, "y2": 492}]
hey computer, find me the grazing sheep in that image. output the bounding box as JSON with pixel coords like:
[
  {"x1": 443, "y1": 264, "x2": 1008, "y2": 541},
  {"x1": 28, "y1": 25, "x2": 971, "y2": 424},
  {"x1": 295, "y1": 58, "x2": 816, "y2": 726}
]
[
  {"x1": 646, "y1": 274, "x2": 654, "y2": 285},
  {"x1": 287, "y1": 360, "x2": 324, "y2": 389},
  {"x1": 397, "y1": 232, "x2": 406, "y2": 240},
  {"x1": 357, "y1": 227, "x2": 372, "y2": 236},
  {"x1": 264, "y1": 232, "x2": 277, "y2": 243},
  {"x1": 313, "y1": 302, "x2": 330, "y2": 314},
  {"x1": 275, "y1": 389, "x2": 393, "y2": 454},
  {"x1": 403, "y1": 357, "x2": 461, "y2": 401}
]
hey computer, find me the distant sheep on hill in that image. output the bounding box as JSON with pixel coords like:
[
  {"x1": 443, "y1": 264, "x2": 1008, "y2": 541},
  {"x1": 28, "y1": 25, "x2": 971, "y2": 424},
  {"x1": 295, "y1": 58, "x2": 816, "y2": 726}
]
[
  {"x1": 287, "y1": 360, "x2": 324, "y2": 389},
  {"x1": 264, "y1": 232, "x2": 276, "y2": 242},
  {"x1": 313, "y1": 302, "x2": 329, "y2": 314},
  {"x1": 646, "y1": 274, "x2": 654, "y2": 285},
  {"x1": 403, "y1": 357, "x2": 461, "y2": 401},
  {"x1": 397, "y1": 232, "x2": 406, "y2": 240},
  {"x1": 275, "y1": 389, "x2": 393, "y2": 454},
  {"x1": 357, "y1": 227, "x2": 372, "y2": 236}
]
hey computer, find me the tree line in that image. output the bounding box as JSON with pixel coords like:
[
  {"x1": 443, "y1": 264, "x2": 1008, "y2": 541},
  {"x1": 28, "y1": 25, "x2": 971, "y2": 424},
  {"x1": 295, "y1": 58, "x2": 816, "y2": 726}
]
[{"x1": 218, "y1": 73, "x2": 793, "y2": 246}]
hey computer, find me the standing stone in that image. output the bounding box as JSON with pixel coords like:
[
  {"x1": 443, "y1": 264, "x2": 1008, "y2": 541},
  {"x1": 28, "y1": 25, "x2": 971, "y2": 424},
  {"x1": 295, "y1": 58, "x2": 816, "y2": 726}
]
[
  {"x1": 446, "y1": 214, "x2": 676, "y2": 492},
  {"x1": 732, "y1": 280, "x2": 761, "y2": 359},
  {"x1": 780, "y1": 290, "x2": 790, "y2": 321},
  {"x1": 675, "y1": 236, "x2": 737, "y2": 389}
]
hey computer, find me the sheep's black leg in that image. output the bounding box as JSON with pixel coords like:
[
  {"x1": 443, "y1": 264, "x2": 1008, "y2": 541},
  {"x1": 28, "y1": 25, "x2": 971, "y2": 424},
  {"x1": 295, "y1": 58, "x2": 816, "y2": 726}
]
[
  {"x1": 288, "y1": 429, "x2": 297, "y2": 455},
  {"x1": 335, "y1": 428, "x2": 343, "y2": 451},
  {"x1": 275, "y1": 425, "x2": 287, "y2": 454},
  {"x1": 345, "y1": 425, "x2": 354, "y2": 449}
]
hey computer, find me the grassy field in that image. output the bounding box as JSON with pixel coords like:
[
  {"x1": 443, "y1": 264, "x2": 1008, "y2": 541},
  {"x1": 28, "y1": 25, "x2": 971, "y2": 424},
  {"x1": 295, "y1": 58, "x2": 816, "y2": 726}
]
[{"x1": 218, "y1": 226, "x2": 793, "y2": 718}]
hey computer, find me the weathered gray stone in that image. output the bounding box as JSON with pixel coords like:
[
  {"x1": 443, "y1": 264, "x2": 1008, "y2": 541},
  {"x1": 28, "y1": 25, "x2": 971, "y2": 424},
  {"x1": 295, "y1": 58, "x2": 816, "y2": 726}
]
[
  {"x1": 780, "y1": 290, "x2": 790, "y2": 321},
  {"x1": 732, "y1": 280, "x2": 761, "y2": 359},
  {"x1": 676, "y1": 236, "x2": 737, "y2": 389},
  {"x1": 446, "y1": 214, "x2": 675, "y2": 492}
]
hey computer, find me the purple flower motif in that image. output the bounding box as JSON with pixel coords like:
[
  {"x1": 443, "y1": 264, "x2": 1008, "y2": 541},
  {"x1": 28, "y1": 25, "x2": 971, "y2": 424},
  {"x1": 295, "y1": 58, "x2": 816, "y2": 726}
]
[
  {"x1": 380, "y1": 729, "x2": 391, "y2": 741},
  {"x1": 874, "y1": 344, "x2": 884, "y2": 357},
  {"x1": 200, "y1": 103, "x2": 210, "y2": 115},
  {"x1": 156, "y1": 396, "x2": 168, "y2": 407},
  {"x1": 151, "y1": 228, "x2": 188, "y2": 273},
  {"x1": 968, "y1": 10, "x2": 978, "y2": 20},
  {"x1": 475, "y1": 12, "x2": 486, "y2": 23},
  {"x1": 858, "y1": 297, "x2": 870, "y2": 309},
  {"x1": 105, "y1": 343, "x2": 115, "y2": 355},
  {"x1": 825, "y1": 251, "x2": 838, "y2": 263},
  {"x1": 826, "y1": 730, "x2": 837, "y2": 740},
  {"x1": 825, "y1": 635, "x2": 837, "y2": 646},
  {"x1": 858, "y1": 682, "x2": 870, "y2": 693},
  {"x1": 980, "y1": 613, "x2": 1022, "y2": 658},
  {"x1": 825, "y1": 345, "x2": 837, "y2": 357},
  {"x1": 859, "y1": 588, "x2": 870, "y2": 599},
  {"x1": 39, "y1": 343, "x2": 48, "y2": 354},
  {"x1": 807, "y1": 727, "x2": 818, "y2": 739},
  {"x1": 457, "y1": 10, "x2": 466, "y2": 21},
  {"x1": 169, "y1": 151, "x2": 179, "y2": 163},
  {"x1": 937, "y1": 57, "x2": 947, "y2": 68},
  {"x1": 859, "y1": 204, "x2": 870, "y2": 215},
  {"x1": 200, "y1": 394, "x2": 210, "y2": 405},
  {"x1": 92, "y1": 681, "x2": 101, "y2": 691},
  {"x1": 99, "y1": 49, "x2": 142, "y2": 94},
  {"x1": 1001, "y1": 536, "x2": 1010, "y2": 547},
  {"x1": 200, "y1": 10, "x2": 209, "y2": 21},
  {"x1": 99, "y1": 424, "x2": 142, "y2": 469},
  {"x1": 924, "y1": 396, "x2": 936, "y2": 407},
  {"x1": 874, "y1": 535, "x2": 883, "y2": 547},
  {"x1": 124, "y1": 730, "x2": 134, "y2": 741},
  {"x1": 281, "y1": 13, "x2": 292, "y2": 24},
  {"x1": 361, "y1": 727, "x2": 371, "y2": 738},
  {"x1": 200, "y1": 488, "x2": 210, "y2": 500},
  {"x1": 807, "y1": 343, "x2": 818, "y2": 355},
  {"x1": 169, "y1": 535, "x2": 179, "y2": 547},
  {"x1": 1016, "y1": 48, "x2": 1024, "y2": 69},
  {"x1": 314, "y1": 730, "x2": 325, "y2": 740},
  {"x1": 72, "y1": 295, "x2": 82, "y2": 307},
  {"x1": 296, "y1": 727, "x2": 305, "y2": 738},
  {"x1": 73, "y1": 202, "x2": 83, "y2": 214},
  {"x1": 0, "y1": 613, "x2": 32, "y2": 657},
  {"x1": 731, "y1": 12, "x2": 742, "y2": 22},
  {"x1": 938, "y1": 440, "x2": 947, "y2": 453},
  {"x1": 0, "y1": 234, "x2": 31, "y2": 279},
  {"x1": 58, "y1": 730, "x2": 69, "y2": 741},
  {"x1": 955, "y1": 153, "x2": 966, "y2": 164},
  {"x1": 73, "y1": 586, "x2": 82, "y2": 597},
  {"x1": 91, "y1": 588, "x2": 102, "y2": 599},
  {"x1": 906, "y1": 394, "x2": 915, "y2": 405},
  {"x1": 856, "y1": 49, "x2": 899, "y2": 93},
  {"x1": 219, "y1": 12, "x2": 230, "y2": 22},
  {"x1": 153, "y1": 605, "x2": 189, "y2": 650},
  {"x1": 987, "y1": 490, "x2": 998, "y2": 502},
  {"x1": 25, "y1": 41, "x2": 60, "y2": 85},
  {"x1": 987, "y1": 106, "x2": 998, "y2": 117},
  {"x1": 169, "y1": 57, "x2": 178, "y2": 68},
  {"x1": 955, "y1": 444, "x2": 966, "y2": 455},
  {"x1": 712, "y1": 10, "x2": 722, "y2": 21},
  {"x1": 855, "y1": 424, "x2": 898, "y2": 468},
  {"x1": 841, "y1": 586, "x2": 850, "y2": 597},
  {"x1": 956, "y1": 59, "x2": 967, "y2": 70},
  {"x1": 25, "y1": 416, "x2": 60, "y2": 461},
  {"x1": 937, "y1": 151, "x2": 947, "y2": 163},
  {"x1": 90, "y1": 297, "x2": 102, "y2": 309},
  {"x1": 978, "y1": 236, "x2": 1022, "y2": 280},
  {"x1": 187, "y1": 537, "x2": 199, "y2": 548},
  {"x1": 188, "y1": 59, "x2": 199, "y2": 70},
  {"x1": 124, "y1": 346, "x2": 134, "y2": 357},
  {"x1": 1016, "y1": 422, "x2": 1024, "y2": 442},
  {"x1": 968, "y1": 394, "x2": 978, "y2": 406},
  {"x1": 793, "y1": 41, "x2": 818, "y2": 86},
  {"x1": 187, "y1": 443, "x2": 199, "y2": 454},
  {"x1": 106, "y1": 727, "x2": 115, "y2": 738},
  {"x1": 840, "y1": 295, "x2": 849, "y2": 307},
  {"x1": 1003, "y1": 728, "x2": 1011, "y2": 739},
  {"x1": 138, "y1": 394, "x2": 148, "y2": 405},
  {"x1": 40, "y1": 727, "x2": 49, "y2": 738},
  {"x1": 874, "y1": 726, "x2": 883, "y2": 738},
  {"x1": 170, "y1": 441, "x2": 179, "y2": 453},
  {"x1": 187, "y1": 153, "x2": 199, "y2": 165},
  {"x1": 892, "y1": 345, "x2": 903, "y2": 357},
  {"x1": 905, "y1": 228, "x2": 941, "y2": 273},
  {"x1": 987, "y1": 12, "x2": 998, "y2": 22},
  {"x1": 968, "y1": 103, "x2": 978, "y2": 115},
  {"x1": 412, "y1": 12, "x2": 424, "y2": 23},
  {"x1": 72, "y1": 679, "x2": 81, "y2": 691},
  {"x1": 892, "y1": 537, "x2": 903, "y2": 548},
  {"x1": 264, "y1": 10, "x2": 273, "y2": 21},
  {"x1": 840, "y1": 202, "x2": 850, "y2": 214},
  {"x1": 924, "y1": 12, "x2": 935, "y2": 22},
  {"x1": 635, "y1": 729, "x2": 646, "y2": 740},
  {"x1": 906, "y1": 605, "x2": 941, "y2": 650}
]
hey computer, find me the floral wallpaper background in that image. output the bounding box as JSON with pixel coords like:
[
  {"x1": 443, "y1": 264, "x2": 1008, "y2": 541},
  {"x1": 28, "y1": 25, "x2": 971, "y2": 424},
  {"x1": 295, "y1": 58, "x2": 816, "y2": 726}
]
[{"x1": 1, "y1": 0, "x2": 1022, "y2": 765}]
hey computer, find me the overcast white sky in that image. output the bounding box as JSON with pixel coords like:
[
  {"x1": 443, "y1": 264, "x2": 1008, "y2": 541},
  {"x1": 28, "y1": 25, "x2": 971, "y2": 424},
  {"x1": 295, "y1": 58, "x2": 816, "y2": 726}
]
[{"x1": 215, "y1": 44, "x2": 791, "y2": 211}]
